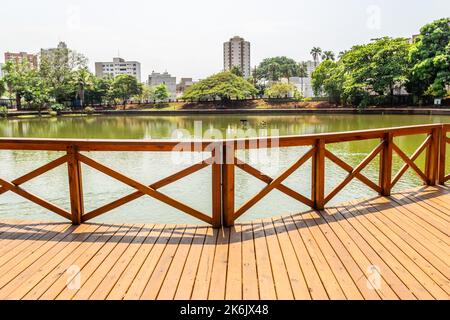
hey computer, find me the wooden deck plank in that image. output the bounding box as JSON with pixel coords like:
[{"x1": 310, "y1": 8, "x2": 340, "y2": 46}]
[
  {"x1": 345, "y1": 201, "x2": 435, "y2": 299},
  {"x1": 252, "y1": 220, "x2": 277, "y2": 300},
  {"x1": 23, "y1": 224, "x2": 120, "y2": 300},
  {"x1": 225, "y1": 225, "x2": 243, "y2": 300},
  {"x1": 38, "y1": 224, "x2": 126, "y2": 300},
  {"x1": 271, "y1": 217, "x2": 311, "y2": 300},
  {"x1": 0, "y1": 223, "x2": 101, "y2": 299},
  {"x1": 240, "y1": 222, "x2": 259, "y2": 300},
  {"x1": 349, "y1": 199, "x2": 449, "y2": 299},
  {"x1": 140, "y1": 225, "x2": 187, "y2": 300},
  {"x1": 56, "y1": 225, "x2": 133, "y2": 300},
  {"x1": 89, "y1": 225, "x2": 153, "y2": 300},
  {"x1": 190, "y1": 228, "x2": 219, "y2": 299},
  {"x1": 289, "y1": 214, "x2": 346, "y2": 299},
  {"x1": 280, "y1": 216, "x2": 329, "y2": 300},
  {"x1": 303, "y1": 210, "x2": 380, "y2": 300},
  {"x1": 0, "y1": 186, "x2": 448, "y2": 300},
  {"x1": 173, "y1": 226, "x2": 208, "y2": 300},
  {"x1": 123, "y1": 225, "x2": 173, "y2": 300},
  {"x1": 157, "y1": 226, "x2": 197, "y2": 300},
  {"x1": 261, "y1": 219, "x2": 294, "y2": 300}
]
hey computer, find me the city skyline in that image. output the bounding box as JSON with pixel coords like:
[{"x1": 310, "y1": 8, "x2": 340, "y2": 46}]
[{"x1": 0, "y1": 0, "x2": 448, "y2": 80}]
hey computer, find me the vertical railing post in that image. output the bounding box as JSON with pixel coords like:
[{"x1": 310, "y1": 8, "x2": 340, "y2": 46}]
[
  {"x1": 379, "y1": 132, "x2": 393, "y2": 196},
  {"x1": 211, "y1": 144, "x2": 222, "y2": 228},
  {"x1": 438, "y1": 126, "x2": 447, "y2": 185},
  {"x1": 67, "y1": 145, "x2": 84, "y2": 225},
  {"x1": 222, "y1": 142, "x2": 235, "y2": 227},
  {"x1": 312, "y1": 139, "x2": 325, "y2": 210},
  {"x1": 425, "y1": 127, "x2": 440, "y2": 186}
]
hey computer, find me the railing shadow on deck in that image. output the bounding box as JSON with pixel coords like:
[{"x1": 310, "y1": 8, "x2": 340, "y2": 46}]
[{"x1": 0, "y1": 186, "x2": 446, "y2": 245}]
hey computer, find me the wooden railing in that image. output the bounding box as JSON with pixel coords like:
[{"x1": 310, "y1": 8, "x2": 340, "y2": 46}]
[{"x1": 0, "y1": 123, "x2": 448, "y2": 228}]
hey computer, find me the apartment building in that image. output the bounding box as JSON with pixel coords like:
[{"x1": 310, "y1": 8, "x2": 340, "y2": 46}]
[
  {"x1": 4, "y1": 51, "x2": 38, "y2": 69},
  {"x1": 223, "y1": 36, "x2": 251, "y2": 78},
  {"x1": 95, "y1": 57, "x2": 141, "y2": 82}
]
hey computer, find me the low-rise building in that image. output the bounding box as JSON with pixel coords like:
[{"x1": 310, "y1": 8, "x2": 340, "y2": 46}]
[
  {"x1": 4, "y1": 51, "x2": 38, "y2": 69},
  {"x1": 148, "y1": 71, "x2": 177, "y2": 101},
  {"x1": 95, "y1": 57, "x2": 141, "y2": 82}
]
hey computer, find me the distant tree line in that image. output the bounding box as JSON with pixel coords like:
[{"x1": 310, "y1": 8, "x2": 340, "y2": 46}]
[
  {"x1": 0, "y1": 45, "x2": 170, "y2": 111},
  {"x1": 311, "y1": 18, "x2": 450, "y2": 107}
]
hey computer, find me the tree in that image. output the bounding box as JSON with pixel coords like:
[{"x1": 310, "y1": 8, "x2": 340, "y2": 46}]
[
  {"x1": 407, "y1": 18, "x2": 450, "y2": 99},
  {"x1": 73, "y1": 68, "x2": 94, "y2": 108},
  {"x1": 265, "y1": 82, "x2": 296, "y2": 98},
  {"x1": 152, "y1": 84, "x2": 170, "y2": 102},
  {"x1": 230, "y1": 66, "x2": 243, "y2": 77},
  {"x1": 109, "y1": 74, "x2": 143, "y2": 107},
  {"x1": 85, "y1": 76, "x2": 112, "y2": 106},
  {"x1": 2, "y1": 60, "x2": 35, "y2": 110},
  {"x1": 255, "y1": 57, "x2": 300, "y2": 81},
  {"x1": 342, "y1": 37, "x2": 410, "y2": 101},
  {"x1": 182, "y1": 71, "x2": 257, "y2": 102},
  {"x1": 0, "y1": 78, "x2": 5, "y2": 98},
  {"x1": 311, "y1": 60, "x2": 345, "y2": 103},
  {"x1": 39, "y1": 45, "x2": 88, "y2": 104},
  {"x1": 311, "y1": 47, "x2": 322, "y2": 66},
  {"x1": 322, "y1": 50, "x2": 336, "y2": 61}
]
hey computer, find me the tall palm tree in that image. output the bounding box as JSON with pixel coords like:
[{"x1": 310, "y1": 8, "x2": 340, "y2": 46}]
[
  {"x1": 310, "y1": 47, "x2": 322, "y2": 67},
  {"x1": 74, "y1": 68, "x2": 93, "y2": 108},
  {"x1": 322, "y1": 50, "x2": 336, "y2": 61}
]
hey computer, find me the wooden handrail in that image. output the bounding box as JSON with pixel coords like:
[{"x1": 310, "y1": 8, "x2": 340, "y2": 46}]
[{"x1": 0, "y1": 123, "x2": 448, "y2": 227}]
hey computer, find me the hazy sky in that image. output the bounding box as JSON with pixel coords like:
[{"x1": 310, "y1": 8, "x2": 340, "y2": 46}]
[{"x1": 0, "y1": 0, "x2": 448, "y2": 80}]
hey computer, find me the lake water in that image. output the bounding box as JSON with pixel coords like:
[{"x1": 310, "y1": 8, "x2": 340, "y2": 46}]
[{"x1": 0, "y1": 113, "x2": 449, "y2": 224}]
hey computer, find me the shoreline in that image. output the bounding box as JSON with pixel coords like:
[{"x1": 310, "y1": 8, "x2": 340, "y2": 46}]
[{"x1": 3, "y1": 106, "x2": 450, "y2": 118}]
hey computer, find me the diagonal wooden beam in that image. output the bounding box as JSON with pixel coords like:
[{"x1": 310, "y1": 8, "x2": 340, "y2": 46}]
[
  {"x1": 325, "y1": 150, "x2": 381, "y2": 193},
  {"x1": 82, "y1": 157, "x2": 212, "y2": 222},
  {"x1": 391, "y1": 136, "x2": 431, "y2": 188},
  {"x1": 235, "y1": 157, "x2": 314, "y2": 208},
  {"x1": 392, "y1": 143, "x2": 428, "y2": 184},
  {"x1": 234, "y1": 147, "x2": 315, "y2": 219},
  {"x1": 324, "y1": 141, "x2": 383, "y2": 205},
  {"x1": 0, "y1": 177, "x2": 72, "y2": 220},
  {"x1": 0, "y1": 155, "x2": 68, "y2": 196},
  {"x1": 78, "y1": 153, "x2": 213, "y2": 224}
]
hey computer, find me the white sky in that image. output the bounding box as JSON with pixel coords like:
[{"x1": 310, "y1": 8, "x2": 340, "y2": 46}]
[{"x1": 0, "y1": 0, "x2": 448, "y2": 81}]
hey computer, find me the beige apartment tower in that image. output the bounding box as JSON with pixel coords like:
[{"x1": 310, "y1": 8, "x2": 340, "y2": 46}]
[{"x1": 223, "y1": 36, "x2": 251, "y2": 78}]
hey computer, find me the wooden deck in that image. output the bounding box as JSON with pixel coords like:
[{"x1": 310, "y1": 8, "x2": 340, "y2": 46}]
[{"x1": 0, "y1": 186, "x2": 448, "y2": 300}]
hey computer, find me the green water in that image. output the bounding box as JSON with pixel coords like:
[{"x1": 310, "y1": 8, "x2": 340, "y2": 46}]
[{"x1": 0, "y1": 113, "x2": 449, "y2": 224}]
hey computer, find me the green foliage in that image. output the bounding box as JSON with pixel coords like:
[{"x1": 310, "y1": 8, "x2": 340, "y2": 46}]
[
  {"x1": 50, "y1": 103, "x2": 65, "y2": 113},
  {"x1": 109, "y1": 74, "x2": 143, "y2": 104},
  {"x1": 255, "y1": 57, "x2": 300, "y2": 81},
  {"x1": 84, "y1": 106, "x2": 95, "y2": 114},
  {"x1": 265, "y1": 82, "x2": 296, "y2": 98},
  {"x1": 39, "y1": 45, "x2": 88, "y2": 104},
  {"x1": 230, "y1": 66, "x2": 243, "y2": 77},
  {"x1": 49, "y1": 110, "x2": 58, "y2": 117},
  {"x1": 312, "y1": 60, "x2": 345, "y2": 103},
  {"x1": 182, "y1": 71, "x2": 257, "y2": 102},
  {"x1": 408, "y1": 18, "x2": 450, "y2": 98},
  {"x1": 152, "y1": 84, "x2": 170, "y2": 102},
  {"x1": 0, "y1": 106, "x2": 8, "y2": 118},
  {"x1": 322, "y1": 50, "x2": 335, "y2": 61},
  {"x1": 0, "y1": 78, "x2": 5, "y2": 97},
  {"x1": 310, "y1": 47, "x2": 322, "y2": 66}
]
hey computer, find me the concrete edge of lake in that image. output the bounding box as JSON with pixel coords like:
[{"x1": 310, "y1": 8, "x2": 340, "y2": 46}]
[{"x1": 4, "y1": 107, "x2": 450, "y2": 118}]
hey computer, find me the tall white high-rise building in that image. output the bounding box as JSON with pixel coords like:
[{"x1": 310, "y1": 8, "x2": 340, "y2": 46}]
[
  {"x1": 95, "y1": 57, "x2": 141, "y2": 82},
  {"x1": 223, "y1": 36, "x2": 251, "y2": 78}
]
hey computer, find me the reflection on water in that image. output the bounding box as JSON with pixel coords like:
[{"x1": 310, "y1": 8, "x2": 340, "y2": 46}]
[{"x1": 0, "y1": 113, "x2": 449, "y2": 224}]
